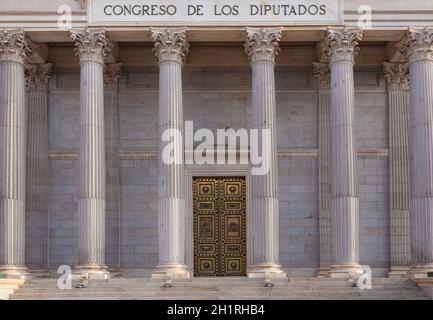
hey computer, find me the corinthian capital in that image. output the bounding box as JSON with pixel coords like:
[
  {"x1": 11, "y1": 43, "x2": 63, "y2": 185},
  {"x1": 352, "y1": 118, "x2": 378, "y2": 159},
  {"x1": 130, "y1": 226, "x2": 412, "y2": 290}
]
[
  {"x1": 104, "y1": 63, "x2": 123, "y2": 91},
  {"x1": 244, "y1": 27, "x2": 282, "y2": 65},
  {"x1": 383, "y1": 62, "x2": 410, "y2": 91},
  {"x1": 313, "y1": 62, "x2": 331, "y2": 89},
  {"x1": 0, "y1": 29, "x2": 32, "y2": 64},
  {"x1": 399, "y1": 27, "x2": 433, "y2": 64},
  {"x1": 70, "y1": 28, "x2": 112, "y2": 64},
  {"x1": 321, "y1": 27, "x2": 363, "y2": 64},
  {"x1": 151, "y1": 28, "x2": 189, "y2": 65},
  {"x1": 25, "y1": 63, "x2": 53, "y2": 92}
]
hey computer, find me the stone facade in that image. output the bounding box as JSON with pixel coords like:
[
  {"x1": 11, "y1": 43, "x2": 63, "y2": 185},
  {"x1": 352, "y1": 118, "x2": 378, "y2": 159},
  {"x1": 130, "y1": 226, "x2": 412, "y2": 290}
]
[{"x1": 0, "y1": 0, "x2": 433, "y2": 280}]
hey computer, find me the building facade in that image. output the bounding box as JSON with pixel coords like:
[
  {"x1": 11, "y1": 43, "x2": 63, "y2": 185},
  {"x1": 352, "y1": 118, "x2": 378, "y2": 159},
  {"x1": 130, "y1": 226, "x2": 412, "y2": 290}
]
[{"x1": 0, "y1": 0, "x2": 433, "y2": 280}]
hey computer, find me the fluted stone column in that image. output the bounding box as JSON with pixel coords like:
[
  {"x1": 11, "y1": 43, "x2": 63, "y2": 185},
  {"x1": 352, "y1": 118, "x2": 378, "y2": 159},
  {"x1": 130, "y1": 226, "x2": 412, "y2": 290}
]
[
  {"x1": 313, "y1": 62, "x2": 332, "y2": 276},
  {"x1": 25, "y1": 63, "x2": 53, "y2": 275},
  {"x1": 244, "y1": 27, "x2": 286, "y2": 279},
  {"x1": 383, "y1": 62, "x2": 412, "y2": 277},
  {"x1": 70, "y1": 29, "x2": 111, "y2": 276},
  {"x1": 322, "y1": 27, "x2": 364, "y2": 278},
  {"x1": 104, "y1": 63, "x2": 122, "y2": 272},
  {"x1": 151, "y1": 28, "x2": 190, "y2": 279},
  {"x1": 400, "y1": 28, "x2": 433, "y2": 278},
  {"x1": 0, "y1": 29, "x2": 32, "y2": 277}
]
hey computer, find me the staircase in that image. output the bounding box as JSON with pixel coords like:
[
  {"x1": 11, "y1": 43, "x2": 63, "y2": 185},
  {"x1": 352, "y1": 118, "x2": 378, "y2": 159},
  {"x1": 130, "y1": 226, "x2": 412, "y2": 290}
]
[
  {"x1": 0, "y1": 279, "x2": 25, "y2": 300},
  {"x1": 9, "y1": 277, "x2": 430, "y2": 300}
]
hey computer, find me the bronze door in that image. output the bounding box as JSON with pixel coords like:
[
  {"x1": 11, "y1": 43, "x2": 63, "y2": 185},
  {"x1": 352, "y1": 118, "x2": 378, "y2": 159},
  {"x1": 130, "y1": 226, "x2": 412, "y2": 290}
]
[{"x1": 193, "y1": 177, "x2": 246, "y2": 277}]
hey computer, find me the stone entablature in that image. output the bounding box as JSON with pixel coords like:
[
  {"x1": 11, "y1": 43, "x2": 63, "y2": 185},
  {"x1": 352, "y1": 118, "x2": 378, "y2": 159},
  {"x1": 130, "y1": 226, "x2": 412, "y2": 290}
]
[{"x1": 1, "y1": 0, "x2": 433, "y2": 43}]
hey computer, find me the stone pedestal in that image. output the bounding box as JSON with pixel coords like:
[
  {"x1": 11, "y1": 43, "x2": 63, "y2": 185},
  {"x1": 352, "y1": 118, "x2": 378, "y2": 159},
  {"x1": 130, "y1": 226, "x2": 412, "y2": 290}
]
[
  {"x1": 400, "y1": 27, "x2": 433, "y2": 279},
  {"x1": 244, "y1": 27, "x2": 286, "y2": 279},
  {"x1": 0, "y1": 30, "x2": 32, "y2": 278},
  {"x1": 322, "y1": 27, "x2": 364, "y2": 279},
  {"x1": 25, "y1": 63, "x2": 53, "y2": 277},
  {"x1": 71, "y1": 29, "x2": 111, "y2": 277},
  {"x1": 383, "y1": 62, "x2": 412, "y2": 278},
  {"x1": 151, "y1": 28, "x2": 190, "y2": 279}
]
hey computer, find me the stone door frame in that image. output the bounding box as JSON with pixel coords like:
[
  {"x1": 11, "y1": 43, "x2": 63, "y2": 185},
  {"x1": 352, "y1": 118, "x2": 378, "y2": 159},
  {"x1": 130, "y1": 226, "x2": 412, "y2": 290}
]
[{"x1": 185, "y1": 165, "x2": 251, "y2": 277}]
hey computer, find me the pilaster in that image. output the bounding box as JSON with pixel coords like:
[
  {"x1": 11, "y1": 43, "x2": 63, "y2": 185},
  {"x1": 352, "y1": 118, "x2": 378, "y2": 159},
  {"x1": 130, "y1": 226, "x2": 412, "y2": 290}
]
[
  {"x1": 313, "y1": 62, "x2": 332, "y2": 277},
  {"x1": 25, "y1": 63, "x2": 53, "y2": 277},
  {"x1": 383, "y1": 62, "x2": 411, "y2": 278},
  {"x1": 104, "y1": 63, "x2": 122, "y2": 274}
]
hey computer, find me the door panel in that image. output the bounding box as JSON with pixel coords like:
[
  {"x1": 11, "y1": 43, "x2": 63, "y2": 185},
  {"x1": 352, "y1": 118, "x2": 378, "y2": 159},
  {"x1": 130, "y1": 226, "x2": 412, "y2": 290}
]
[{"x1": 193, "y1": 177, "x2": 246, "y2": 277}]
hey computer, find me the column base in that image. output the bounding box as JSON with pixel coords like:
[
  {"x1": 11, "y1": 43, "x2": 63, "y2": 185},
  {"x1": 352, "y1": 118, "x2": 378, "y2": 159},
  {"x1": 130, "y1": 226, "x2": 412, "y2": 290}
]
[
  {"x1": 0, "y1": 266, "x2": 31, "y2": 279},
  {"x1": 74, "y1": 264, "x2": 110, "y2": 279},
  {"x1": 408, "y1": 264, "x2": 433, "y2": 279},
  {"x1": 28, "y1": 269, "x2": 53, "y2": 278},
  {"x1": 316, "y1": 266, "x2": 331, "y2": 277},
  {"x1": 388, "y1": 266, "x2": 410, "y2": 278},
  {"x1": 247, "y1": 263, "x2": 287, "y2": 279},
  {"x1": 151, "y1": 263, "x2": 191, "y2": 279},
  {"x1": 328, "y1": 263, "x2": 364, "y2": 279},
  {"x1": 107, "y1": 268, "x2": 123, "y2": 278}
]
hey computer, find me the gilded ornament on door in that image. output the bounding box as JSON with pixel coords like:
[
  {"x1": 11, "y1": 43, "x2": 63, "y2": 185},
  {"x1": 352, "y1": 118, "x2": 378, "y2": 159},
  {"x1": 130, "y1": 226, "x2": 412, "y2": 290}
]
[{"x1": 193, "y1": 177, "x2": 246, "y2": 276}]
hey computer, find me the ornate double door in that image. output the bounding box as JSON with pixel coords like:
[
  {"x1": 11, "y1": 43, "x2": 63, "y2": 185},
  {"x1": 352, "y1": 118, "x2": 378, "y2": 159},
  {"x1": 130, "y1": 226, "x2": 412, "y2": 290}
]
[{"x1": 193, "y1": 177, "x2": 246, "y2": 277}]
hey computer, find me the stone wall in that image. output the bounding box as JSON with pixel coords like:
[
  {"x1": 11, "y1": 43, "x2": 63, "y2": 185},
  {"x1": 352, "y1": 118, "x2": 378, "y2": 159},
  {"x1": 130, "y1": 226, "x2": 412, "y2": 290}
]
[
  {"x1": 355, "y1": 66, "x2": 390, "y2": 268},
  {"x1": 48, "y1": 159, "x2": 79, "y2": 268},
  {"x1": 279, "y1": 158, "x2": 319, "y2": 268},
  {"x1": 47, "y1": 75, "x2": 80, "y2": 268},
  {"x1": 119, "y1": 159, "x2": 158, "y2": 269}
]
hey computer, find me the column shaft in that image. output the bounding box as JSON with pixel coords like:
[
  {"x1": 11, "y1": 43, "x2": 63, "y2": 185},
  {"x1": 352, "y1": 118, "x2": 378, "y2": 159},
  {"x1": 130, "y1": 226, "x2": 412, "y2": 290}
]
[
  {"x1": 251, "y1": 60, "x2": 279, "y2": 264},
  {"x1": 330, "y1": 59, "x2": 359, "y2": 265},
  {"x1": 78, "y1": 60, "x2": 106, "y2": 267},
  {"x1": 0, "y1": 29, "x2": 31, "y2": 277},
  {"x1": 158, "y1": 61, "x2": 185, "y2": 265},
  {"x1": 410, "y1": 60, "x2": 433, "y2": 268}
]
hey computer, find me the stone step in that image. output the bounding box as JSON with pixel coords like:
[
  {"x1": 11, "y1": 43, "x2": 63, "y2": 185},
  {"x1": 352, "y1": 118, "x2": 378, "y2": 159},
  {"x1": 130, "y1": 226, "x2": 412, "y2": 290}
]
[
  {"x1": 13, "y1": 292, "x2": 424, "y2": 299},
  {"x1": 10, "y1": 277, "x2": 430, "y2": 300},
  {"x1": 23, "y1": 282, "x2": 354, "y2": 288},
  {"x1": 18, "y1": 284, "x2": 419, "y2": 292},
  {"x1": 11, "y1": 293, "x2": 428, "y2": 300},
  {"x1": 22, "y1": 277, "x2": 417, "y2": 283},
  {"x1": 15, "y1": 288, "x2": 422, "y2": 296}
]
